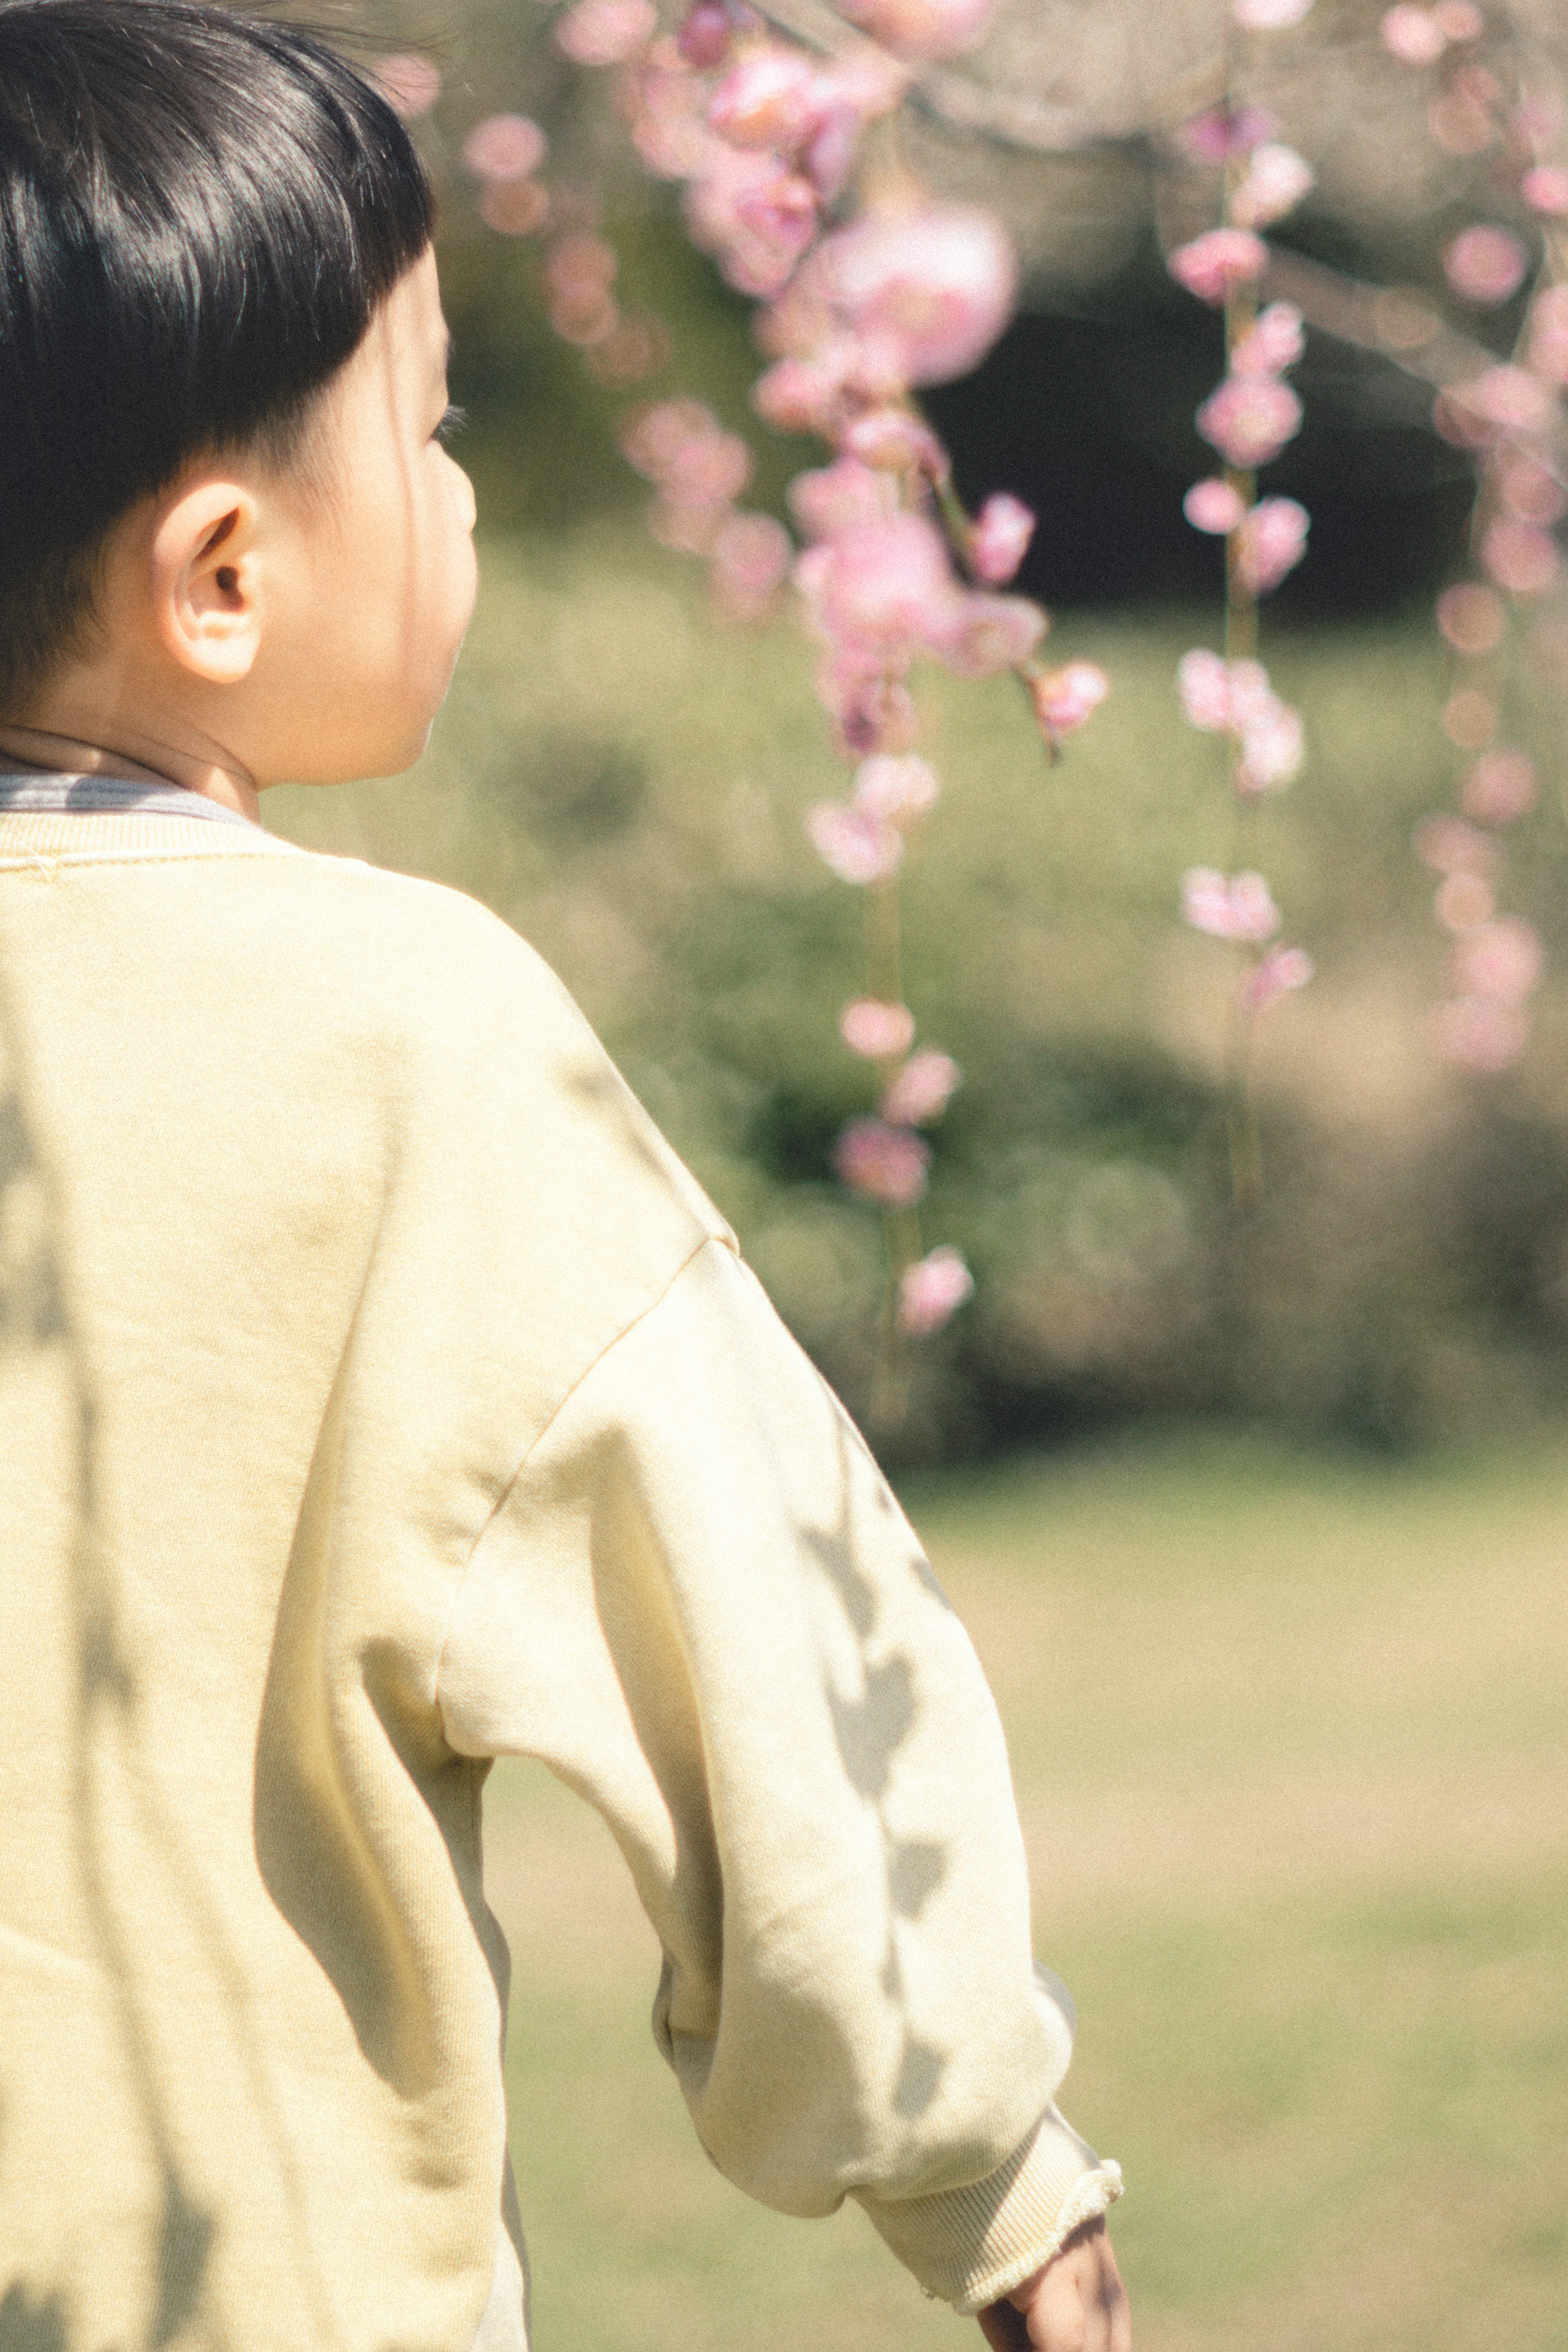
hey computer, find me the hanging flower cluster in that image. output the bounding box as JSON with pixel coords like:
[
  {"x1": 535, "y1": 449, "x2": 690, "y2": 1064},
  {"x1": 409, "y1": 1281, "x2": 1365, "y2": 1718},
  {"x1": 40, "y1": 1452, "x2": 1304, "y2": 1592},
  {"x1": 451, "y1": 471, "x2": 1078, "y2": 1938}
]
[
  {"x1": 525, "y1": 0, "x2": 1112, "y2": 1394},
  {"x1": 1167, "y1": 1, "x2": 1318, "y2": 1200},
  {"x1": 1381, "y1": 2, "x2": 1564, "y2": 1073}
]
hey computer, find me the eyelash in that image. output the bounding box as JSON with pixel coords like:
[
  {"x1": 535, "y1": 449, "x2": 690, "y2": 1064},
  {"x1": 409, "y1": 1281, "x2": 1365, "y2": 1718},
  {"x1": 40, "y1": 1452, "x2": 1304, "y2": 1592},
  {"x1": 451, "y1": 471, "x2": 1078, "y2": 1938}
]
[{"x1": 434, "y1": 404, "x2": 468, "y2": 445}]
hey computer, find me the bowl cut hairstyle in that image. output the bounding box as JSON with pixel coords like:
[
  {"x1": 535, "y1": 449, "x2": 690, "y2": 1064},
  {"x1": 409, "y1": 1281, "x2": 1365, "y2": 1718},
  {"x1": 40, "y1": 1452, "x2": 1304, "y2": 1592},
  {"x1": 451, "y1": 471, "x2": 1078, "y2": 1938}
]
[{"x1": 0, "y1": 0, "x2": 434, "y2": 712}]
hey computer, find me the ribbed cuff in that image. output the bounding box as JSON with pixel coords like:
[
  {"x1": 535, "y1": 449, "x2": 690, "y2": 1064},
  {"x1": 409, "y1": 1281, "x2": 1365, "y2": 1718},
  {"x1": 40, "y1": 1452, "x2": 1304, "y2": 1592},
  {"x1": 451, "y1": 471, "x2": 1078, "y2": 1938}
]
[{"x1": 854, "y1": 2104, "x2": 1124, "y2": 2313}]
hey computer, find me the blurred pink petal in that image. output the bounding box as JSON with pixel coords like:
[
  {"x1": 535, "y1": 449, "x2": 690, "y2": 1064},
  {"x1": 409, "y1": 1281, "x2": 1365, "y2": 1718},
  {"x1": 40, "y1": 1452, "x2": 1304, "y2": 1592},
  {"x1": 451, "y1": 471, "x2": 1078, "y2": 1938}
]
[
  {"x1": 880, "y1": 1046, "x2": 962, "y2": 1125},
  {"x1": 1434, "y1": 582, "x2": 1507, "y2": 653},
  {"x1": 677, "y1": 0, "x2": 733, "y2": 68},
  {"x1": 836, "y1": 0, "x2": 997, "y2": 60},
  {"x1": 806, "y1": 803, "x2": 904, "y2": 884},
  {"x1": 1380, "y1": 4, "x2": 1446, "y2": 61},
  {"x1": 788, "y1": 457, "x2": 888, "y2": 540},
  {"x1": 753, "y1": 358, "x2": 840, "y2": 435},
  {"x1": 1228, "y1": 143, "x2": 1314, "y2": 230},
  {"x1": 619, "y1": 398, "x2": 718, "y2": 481},
  {"x1": 1177, "y1": 648, "x2": 1276, "y2": 732},
  {"x1": 1428, "y1": 997, "x2": 1529, "y2": 1071},
  {"x1": 1497, "y1": 450, "x2": 1568, "y2": 523},
  {"x1": 844, "y1": 408, "x2": 949, "y2": 476},
  {"x1": 852, "y1": 753, "x2": 940, "y2": 827},
  {"x1": 480, "y1": 181, "x2": 550, "y2": 236},
  {"x1": 710, "y1": 512, "x2": 794, "y2": 617},
  {"x1": 1031, "y1": 662, "x2": 1110, "y2": 739},
  {"x1": 813, "y1": 205, "x2": 1018, "y2": 386},
  {"x1": 817, "y1": 657, "x2": 920, "y2": 757},
  {"x1": 1412, "y1": 813, "x2": 1498, "y2": 876},
  {"x1": 1449, "y1": 916, "x2": 1544, "y2": 1002},
  {"x1": 1444, "y1": 225, "x2": 1530, "y2": 305},
  {"x1": 1434, "y1": 873, "x2": 1495, "y2": 932},
  {"x1": 372, "y1": 53, "x2": 441, "y2": 120},
  {"x1": 1441, "y1": 687, "x2": 1498, "y2": 749},
  {"x1": 970, "y1": 492, "x2": 1036, "y2": 583},
  {"x1": 897, "y1": 1245, "x2": 975, "y2": 1336},
  {"x1": 1178, "y1": 104, "x2": 1276, "y2": 163},
  {"x1": 1236, "y1": 698, "x2": 1305, "y2": 792},
  {"x1": 1234, "y1": 495, "x2": 1310, "y2": 593},
  {"x1": 833, "y1": 1117, "x2": 931, "y2": 1205},
  {"x1": 805, "y1": 514, "x2": 958, "y2": 656},
  {"x1": 1180, "y1": 868, "x2": 1282, "y2": 942},
  {"x1": 1183, "y1": 478, "x2": 1247, "y2": 533},
  {"x1": 463, "y1": 113, "x2": 547, "y2": 180},
  {"x1": 1481, "y1": 518, "x2": 1561, "y2": 596},
  {"x1": 1233, "y1": 0, "x2": 1314, "y2": 22},
  {"x1": 1461, "y1": 749, "x2": 1539, "y2": 826},
  {"x1": 1196, "y1": 375, "x2": 1304, "y2": 467},
  {"x1": 931, "y1": 591, "x2": 1047, "y2": 677},
  {"x1": 556, "y1": 0, "x2": 657, "y2": 63},
  {"x1": 1433, "y1": 0, "x2": 1483, "y2": 35},
  {"x1": 840, "y1": 997, "x2": 917, "y2": 1058},
  {"x1": 1229, "y1": 300, "x2": 1305, "y2": 378},
  {"x1": 1446, "y1": 364, "x2": 1557, "y2": 438},
  {"x1": 1167, "y1": 227, "x2": 1269, "y2": 305},
  {"x1": 708, "y1": 46, "x2": 826, "y2": 149},
  {"x1": 1241, "y1": 944, "x2": 1314, "y2": 1012},
  {"x1": 1523, "y1": 165, "x2": 1568, "y2": 217}
]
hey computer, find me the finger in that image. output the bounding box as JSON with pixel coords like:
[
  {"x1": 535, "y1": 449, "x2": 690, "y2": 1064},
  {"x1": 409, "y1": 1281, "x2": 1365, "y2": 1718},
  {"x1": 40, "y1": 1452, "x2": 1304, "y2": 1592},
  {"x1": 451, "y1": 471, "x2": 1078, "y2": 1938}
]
[{"x1": 1029, "y1": 2255, "x2": 1088, "y2": 2352}]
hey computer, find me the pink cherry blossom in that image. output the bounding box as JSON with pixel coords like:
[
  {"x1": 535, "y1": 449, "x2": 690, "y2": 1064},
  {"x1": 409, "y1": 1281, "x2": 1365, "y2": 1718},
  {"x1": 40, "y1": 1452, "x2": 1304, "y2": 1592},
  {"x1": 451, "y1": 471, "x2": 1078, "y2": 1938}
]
[
  {"x1": 1461, "y1": 749, "x2": 1538, "y2": 825},
  {"x1": 1443, "y1": 225, "x2": 1530, "y2": 305},
  {"x1": 1497, "y1": 450, "x2": 1568, "y2": 523},
  {"x1": 1031, "y1": 663, "x2": 1111, "y2": 739},
  {"x1": 480, "y1": 181, "x2": 550, "y2": 237},
  {"x1": 1434, "y1": 582, "x2": 1506, "y2": 653},
  {"x1": 1241, "y1": 944, "x2": 1314, "y2": 1012},
  {"x1": 1177, "y1": 649, "x2": 1276, "y2": 733},
  {"x1": 933, "y1": 592, "x2": 1047, "y2": 678},
  {"x1": 1228, "y1": 144, "x2": 1315, "y2": 230},
  {"x1": 555, "y1": 0, "x2": 657, "y2": 64},
  {"x1": 817, "y1": 656, "x2": 920, "y2": 758},
  {"x1": 710, "y1": 513, "x2": 794, "y2": 618},
  {"x1": 1434, "y1": 873, "x2": 1496, "y2": 932},
  {"x1": 753, "y1": 358, "x2": 840, "y2": 435},
  {"x1": 897, "y1": 1246, "x2": 974, "y2": 1337},
  {"x1": 1181, "y1": 868, "x2": 1282, "y2": 942},
  {"x1": 1523, "y1": 165, "x2": 1568, "y2": 218},
  {"x1": 1441, "y1": 687, "x2": 1498, "y2": 749},
  {"x1": 1530, "y1": 286, "x2": 1568, "y2": 384},
  {"x1": 1230, "y1": 301, "x2": 1306, "y2": 378},
  {"x1": 1412, "y1": 813, "x2": 1498, "y2": 876},
  {"x1": 840, "y1": 998, "x2": 918, "y2": 1058},
  {"x1": 684, "y1": 148, "x2": 819, "y2": 296},
  {"x1": 836, "y1": 0, "x2": 998, "y2": 61},
  {"x1": 880, "y1": 1046, "x2": 962, "y2": 1125},
  {"x1": 970, "y1": 493, "x2": 1036, "y2": 583},
  {"x1": 1380, "y1": 4, "x2": 1447, "y2": 61},
  {"x1": 1167, "y1": 228, "x2": 1269, "y2": 306},
  {"x1": 788, "y1": 458, "x2": 888, "y2": 541},
  {"x1": 1183, "y1": 478, "x2": 1247, "y2": 534},
  {"x1": 803, "y1": 514, "x2": 957, "y2": 656},
  {"x1": 1196, "y1": 375, "x2": 1304, "y2": 467},
  {"x1": 844, "y1": 409, "x2": 949, "y2": 477},
  {"x1": 1235, "y1": 698, "x2": 1305, "y2": 792},
  {"x1": 813, "y1": 205, "x2": 1018, "y2": 385},
  {"x1": 852, "y1": 754, "x2": 940, "y2": 827},
  {"x1": 1449, "y1": 916, "x2": 1544, "y2": 1003},
  {"x1": 708, "y1": 47, "x2": 826, "y2": 150},
  {"x1": 619, "y1": 399, "x2": 717, "y2": 481},
  {"x1": 1235, "y1": 496, "x2": 1310, "y2": 593},
  {"x1": 1481, "y1": 519, "x2": 1561, "y2": 597},
  {"x1": 677, "y1": 0, "x2": 732, "y2": 68},
  {"x1": 1433, "y1": 1, "x2": 1483, "y2": 36},
  {"x1": 1428, "y1": 997, "x2": 1529, "y2": 1071},
  {"x1": 1178, "y1": 105, "x2": 1277, "y2": 164},
  {"x1": 372, "y1": 53, "x2": 441, "y2": 120},
  {"x1": 1446, "y1": 365, "x2": 1556, "y2": 438},
  {"x1": 833, "y1": 1117, "x2": 931, "y2": 1205},
  {"x1": 463, "y1": 114, "x2": 548, "y2": 181},
  {"x1": 1233, "y1": 0, "x2": 1314, "y2": 23},
  {"x1": 806, "y1": 802, "x2": 904, "y2": 885}
]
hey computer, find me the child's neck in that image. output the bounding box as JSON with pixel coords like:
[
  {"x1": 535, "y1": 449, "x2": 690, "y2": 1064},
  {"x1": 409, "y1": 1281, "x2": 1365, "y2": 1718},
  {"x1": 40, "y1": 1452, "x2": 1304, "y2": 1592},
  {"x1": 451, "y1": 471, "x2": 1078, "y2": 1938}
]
[{"x1": 0, "y1": 721, "x2": 261, "y2": 823}]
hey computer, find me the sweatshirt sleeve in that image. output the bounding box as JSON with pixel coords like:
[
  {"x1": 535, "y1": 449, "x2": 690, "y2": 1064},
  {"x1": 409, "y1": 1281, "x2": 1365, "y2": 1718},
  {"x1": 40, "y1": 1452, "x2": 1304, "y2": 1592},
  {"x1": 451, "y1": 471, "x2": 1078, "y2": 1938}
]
[{"x1": 435, "y1": 1235, "x2": 1121, "y2": 2311}]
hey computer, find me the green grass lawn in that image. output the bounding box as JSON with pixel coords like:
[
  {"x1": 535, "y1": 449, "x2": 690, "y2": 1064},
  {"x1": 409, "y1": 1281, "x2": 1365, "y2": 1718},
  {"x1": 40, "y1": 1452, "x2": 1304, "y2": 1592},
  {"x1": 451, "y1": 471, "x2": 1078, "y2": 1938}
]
[{"x1": 483, "y1": 1431, "x2": 1568, "y2": 2352}]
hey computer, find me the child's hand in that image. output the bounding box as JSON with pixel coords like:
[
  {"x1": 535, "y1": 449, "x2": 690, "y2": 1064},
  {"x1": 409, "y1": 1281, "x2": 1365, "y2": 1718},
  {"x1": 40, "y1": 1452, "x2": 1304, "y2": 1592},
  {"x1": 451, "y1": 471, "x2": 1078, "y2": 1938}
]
[{"x1": 976, "y1": 2219, "x2": 1130, "y2": 2352}]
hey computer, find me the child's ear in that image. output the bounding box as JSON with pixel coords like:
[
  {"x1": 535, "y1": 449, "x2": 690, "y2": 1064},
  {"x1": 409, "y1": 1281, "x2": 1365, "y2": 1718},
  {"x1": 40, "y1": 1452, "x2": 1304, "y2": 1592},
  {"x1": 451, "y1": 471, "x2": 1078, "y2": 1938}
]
[{"x1": 149, "y1": 479, "x2": 263, "y2": 685}]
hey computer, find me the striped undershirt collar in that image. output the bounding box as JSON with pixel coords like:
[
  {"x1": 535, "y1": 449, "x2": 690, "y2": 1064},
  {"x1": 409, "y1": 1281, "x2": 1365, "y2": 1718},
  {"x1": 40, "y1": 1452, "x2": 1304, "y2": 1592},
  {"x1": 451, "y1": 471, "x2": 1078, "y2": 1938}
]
[{"x1": 0, "y1": 774, "x2": 256, "y2": 828}]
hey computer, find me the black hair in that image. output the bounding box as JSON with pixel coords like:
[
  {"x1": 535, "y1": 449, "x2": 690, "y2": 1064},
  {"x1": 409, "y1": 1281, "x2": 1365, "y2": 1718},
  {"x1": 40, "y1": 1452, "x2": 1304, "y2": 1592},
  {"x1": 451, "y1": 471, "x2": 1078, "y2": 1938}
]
[{"x1": 0, "y1": 0, "x2": 434, "y2": 709}]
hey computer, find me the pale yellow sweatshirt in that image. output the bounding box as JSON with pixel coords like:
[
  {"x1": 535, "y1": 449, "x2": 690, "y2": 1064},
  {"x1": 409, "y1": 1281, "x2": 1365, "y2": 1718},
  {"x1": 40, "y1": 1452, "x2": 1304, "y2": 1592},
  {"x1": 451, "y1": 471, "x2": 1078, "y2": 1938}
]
[{"x1": 0, "y1": 793, "x2": 1119, "y2": 2352}]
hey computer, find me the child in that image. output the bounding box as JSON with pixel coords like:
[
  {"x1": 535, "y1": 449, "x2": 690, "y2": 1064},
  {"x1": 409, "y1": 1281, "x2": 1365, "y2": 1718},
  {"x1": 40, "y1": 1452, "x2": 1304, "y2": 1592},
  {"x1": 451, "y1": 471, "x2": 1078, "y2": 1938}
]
[{"x1": 0, "y1": 6, "x2": 1127, "y2": 2348}]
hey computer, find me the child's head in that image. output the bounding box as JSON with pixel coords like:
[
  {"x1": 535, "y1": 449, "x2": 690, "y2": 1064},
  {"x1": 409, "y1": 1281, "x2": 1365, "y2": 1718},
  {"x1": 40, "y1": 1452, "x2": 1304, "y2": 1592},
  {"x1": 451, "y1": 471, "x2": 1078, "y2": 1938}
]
[{"x1": 0, "y1": 0, "x2": 477, "y2": 796}]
